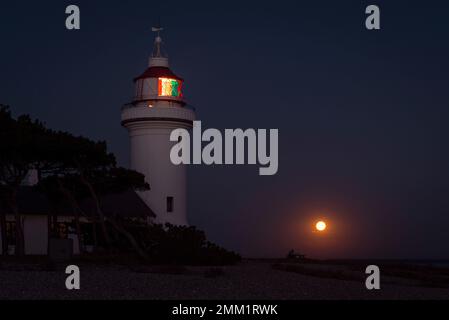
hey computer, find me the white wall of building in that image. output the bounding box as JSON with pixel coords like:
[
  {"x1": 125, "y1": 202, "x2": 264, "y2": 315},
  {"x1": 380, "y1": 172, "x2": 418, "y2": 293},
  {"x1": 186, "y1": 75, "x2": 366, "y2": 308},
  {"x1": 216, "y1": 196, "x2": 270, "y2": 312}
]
[{"x1": 0, "y1": 215, "x2": 81, "y2": 255}]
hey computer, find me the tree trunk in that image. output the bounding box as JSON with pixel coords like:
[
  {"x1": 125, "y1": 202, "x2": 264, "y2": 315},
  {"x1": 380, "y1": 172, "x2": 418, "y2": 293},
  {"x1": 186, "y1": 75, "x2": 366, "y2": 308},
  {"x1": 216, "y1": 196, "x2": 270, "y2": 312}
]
[
  {"x1": 108, "y1": 217, "x2": 149, "y2": 261},
  {"x1": 0, "y1": 211, "x2": 7, "y2": 256},
  {"x1": 92, "y1": 219, "x2": 98, "y2": 250},
  {"x1": 10, "y1": 191, "x2": 24, "y2": 256},
  {"x1": 52, "y1": 212, "x2": 58, "y2": 237},
  {"x1": 57, "y1": 179, "x2": 84, "y2": 253},
  {"x1": 47, "y1": 212, "x2": 51, "y2": 255},
  {"x1": 79, "y1": 175, "x2": 111, "y2": 247}
]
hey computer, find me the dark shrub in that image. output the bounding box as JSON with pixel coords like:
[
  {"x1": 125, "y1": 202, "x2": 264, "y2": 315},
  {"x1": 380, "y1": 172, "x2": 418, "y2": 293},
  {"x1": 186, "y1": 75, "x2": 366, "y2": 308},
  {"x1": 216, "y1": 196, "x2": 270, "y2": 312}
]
[{"x1": 107, "y1": 219, "x2": 241, "y2": 266}]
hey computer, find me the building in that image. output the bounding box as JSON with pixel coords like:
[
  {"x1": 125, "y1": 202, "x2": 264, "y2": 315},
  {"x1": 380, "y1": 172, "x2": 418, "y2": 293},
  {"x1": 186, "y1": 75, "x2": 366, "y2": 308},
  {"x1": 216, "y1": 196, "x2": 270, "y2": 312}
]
[
  {"x1": 0, "y1": 186, "x2": 154, "y2": 255},
  {"x1": 121, "y1": 27, "x2": 195, "y2": 226}
]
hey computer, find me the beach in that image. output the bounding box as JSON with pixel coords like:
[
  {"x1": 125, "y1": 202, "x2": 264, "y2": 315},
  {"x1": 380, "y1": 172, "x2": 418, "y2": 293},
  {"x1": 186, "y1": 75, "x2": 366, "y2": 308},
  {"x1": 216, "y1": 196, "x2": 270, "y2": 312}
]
[{"x1": 0, "y1": 260, "x2": 448, "y2": 300}]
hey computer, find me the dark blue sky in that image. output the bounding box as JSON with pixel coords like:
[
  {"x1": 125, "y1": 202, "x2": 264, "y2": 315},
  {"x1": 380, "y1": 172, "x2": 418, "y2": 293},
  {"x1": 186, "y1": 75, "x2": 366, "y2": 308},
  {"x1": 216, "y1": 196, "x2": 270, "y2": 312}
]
[{"x1": 1, "y1": 0, "x2": 449, "y2": 258}]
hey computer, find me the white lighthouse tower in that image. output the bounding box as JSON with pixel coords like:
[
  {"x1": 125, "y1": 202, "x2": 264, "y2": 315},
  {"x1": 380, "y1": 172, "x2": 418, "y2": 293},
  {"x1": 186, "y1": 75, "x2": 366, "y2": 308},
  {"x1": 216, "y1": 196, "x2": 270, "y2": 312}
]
[{"x1": 121, "y1": 27, "x2": 195, "y2": 226}]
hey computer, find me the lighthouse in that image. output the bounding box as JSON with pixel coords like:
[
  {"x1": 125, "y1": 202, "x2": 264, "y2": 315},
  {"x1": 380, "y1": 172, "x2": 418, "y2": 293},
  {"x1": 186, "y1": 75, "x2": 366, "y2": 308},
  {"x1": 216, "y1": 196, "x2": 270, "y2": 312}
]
[{"x1": 121, "y1": 27, "x2": 195, "y2": 226}]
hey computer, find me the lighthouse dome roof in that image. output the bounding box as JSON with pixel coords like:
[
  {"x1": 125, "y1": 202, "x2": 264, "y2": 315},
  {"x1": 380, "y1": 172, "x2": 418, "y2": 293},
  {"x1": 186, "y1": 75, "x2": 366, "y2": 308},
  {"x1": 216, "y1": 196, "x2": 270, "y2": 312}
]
[{"x1": 134, "y1": 66, "x2": 183, "y2": 82}]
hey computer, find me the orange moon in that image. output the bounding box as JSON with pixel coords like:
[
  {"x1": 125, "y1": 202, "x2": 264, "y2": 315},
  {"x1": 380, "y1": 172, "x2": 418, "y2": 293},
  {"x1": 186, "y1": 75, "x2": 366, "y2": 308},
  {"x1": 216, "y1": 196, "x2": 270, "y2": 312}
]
[{"x1": 315, "y1": 220, "x2": 327, "y2": 231}]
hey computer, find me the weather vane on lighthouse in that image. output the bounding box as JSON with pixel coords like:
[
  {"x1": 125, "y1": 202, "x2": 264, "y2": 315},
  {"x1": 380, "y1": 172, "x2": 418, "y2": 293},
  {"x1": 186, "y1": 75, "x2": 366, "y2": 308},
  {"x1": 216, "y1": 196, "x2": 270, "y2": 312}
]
[{"x1": 151, "y1": 20, "x2": 165, "y2": 58}]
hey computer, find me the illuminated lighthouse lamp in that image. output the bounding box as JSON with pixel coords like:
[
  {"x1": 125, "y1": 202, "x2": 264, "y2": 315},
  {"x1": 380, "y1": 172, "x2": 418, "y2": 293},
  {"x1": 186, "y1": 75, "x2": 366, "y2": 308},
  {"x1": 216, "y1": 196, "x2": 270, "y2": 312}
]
[{"x1": 158, "y1": 77, "x2": 182, "y2": 97}]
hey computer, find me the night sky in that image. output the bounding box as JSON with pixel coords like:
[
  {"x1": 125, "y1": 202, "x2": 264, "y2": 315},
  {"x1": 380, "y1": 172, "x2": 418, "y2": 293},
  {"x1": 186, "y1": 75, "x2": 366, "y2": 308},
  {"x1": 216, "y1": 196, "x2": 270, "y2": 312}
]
[{"x1": 1, "y1": 0, "x2": 449, "y2": 259}]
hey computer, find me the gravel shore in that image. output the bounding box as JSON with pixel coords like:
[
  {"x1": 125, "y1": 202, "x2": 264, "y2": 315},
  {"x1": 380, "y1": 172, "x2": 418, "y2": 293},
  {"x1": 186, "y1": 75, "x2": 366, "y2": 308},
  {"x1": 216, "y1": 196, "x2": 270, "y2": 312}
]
[{"x1": 0, "y1": 261, "x2": 448, "y2": 300}]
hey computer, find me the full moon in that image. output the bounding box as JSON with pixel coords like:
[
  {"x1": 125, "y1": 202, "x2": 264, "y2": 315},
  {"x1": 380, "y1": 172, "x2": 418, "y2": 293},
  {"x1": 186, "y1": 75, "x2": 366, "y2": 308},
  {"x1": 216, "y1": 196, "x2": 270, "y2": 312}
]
[{"x1": 315, "y1": 221, "x2": 327, "y2": 231}]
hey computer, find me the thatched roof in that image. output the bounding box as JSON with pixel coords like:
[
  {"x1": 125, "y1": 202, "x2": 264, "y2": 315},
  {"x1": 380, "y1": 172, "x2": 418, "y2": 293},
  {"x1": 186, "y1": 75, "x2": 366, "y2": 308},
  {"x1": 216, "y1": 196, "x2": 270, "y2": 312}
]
[{"x1": 0, "y1": 186, "x2": 155, "y2": 219}]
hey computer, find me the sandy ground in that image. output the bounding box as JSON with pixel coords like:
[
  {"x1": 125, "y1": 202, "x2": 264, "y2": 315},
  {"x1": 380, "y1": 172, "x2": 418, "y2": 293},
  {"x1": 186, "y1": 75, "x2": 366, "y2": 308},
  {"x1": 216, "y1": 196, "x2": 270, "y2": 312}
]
[{"x1": 0, "y1": 261, "x2": 448, "y2": 300}]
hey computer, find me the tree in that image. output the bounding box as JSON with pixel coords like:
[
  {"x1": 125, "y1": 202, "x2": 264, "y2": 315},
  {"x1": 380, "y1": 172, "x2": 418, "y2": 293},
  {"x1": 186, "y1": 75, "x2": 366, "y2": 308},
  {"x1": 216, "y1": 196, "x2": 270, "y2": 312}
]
[
  {"x1": 0, "y1": 105, "x2": 12, "y2": 255},
  {"x1": 0, "y1": 106, "x2": 150, "y2": 258},
  {"x1": 0, "y1": 106, "x2": 47, "y2": 255},
  {"x1": 36, "y1": 129, "x2": 150, "y2": 257},
  {"x1": 92, "y1": 167, "x2": 150, "y2": 259}
]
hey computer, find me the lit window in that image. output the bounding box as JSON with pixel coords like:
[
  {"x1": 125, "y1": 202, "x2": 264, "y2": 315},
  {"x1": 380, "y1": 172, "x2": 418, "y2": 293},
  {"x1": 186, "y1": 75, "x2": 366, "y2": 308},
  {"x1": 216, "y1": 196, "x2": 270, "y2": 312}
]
[{"x1": 158, "y1": 78, "x2": 182, "y2": 97}]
